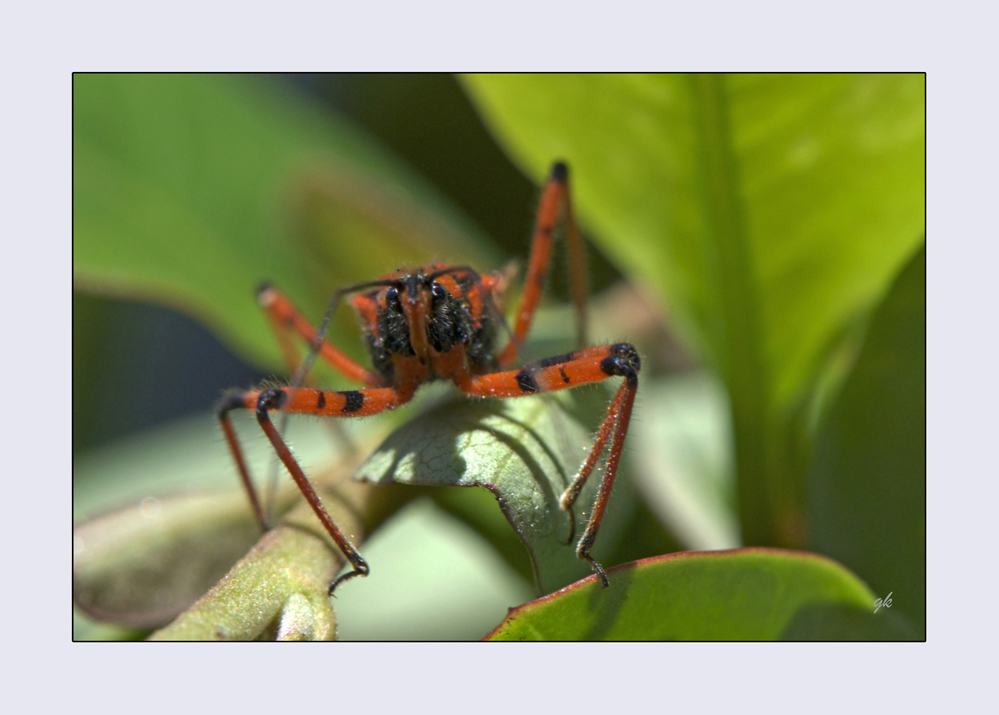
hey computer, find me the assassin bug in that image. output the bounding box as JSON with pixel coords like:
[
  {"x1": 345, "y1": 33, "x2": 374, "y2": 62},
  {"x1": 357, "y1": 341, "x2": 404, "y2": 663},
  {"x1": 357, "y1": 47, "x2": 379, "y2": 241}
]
[{"x1": 217, "y1": 161, "x2": 641, "y2": 595}]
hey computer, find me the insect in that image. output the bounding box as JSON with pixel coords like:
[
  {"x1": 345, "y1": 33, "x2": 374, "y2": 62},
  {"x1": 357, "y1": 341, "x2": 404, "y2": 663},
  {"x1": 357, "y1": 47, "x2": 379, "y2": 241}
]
[{"x1": 217, "y1": 161, "x2": 640, "y2": 596}]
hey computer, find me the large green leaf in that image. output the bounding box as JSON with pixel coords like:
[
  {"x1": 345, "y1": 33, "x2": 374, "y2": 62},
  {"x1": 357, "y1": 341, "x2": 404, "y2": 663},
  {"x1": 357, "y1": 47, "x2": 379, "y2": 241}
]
[
  {"x1": 485, "y1": 548, "x2": 898, "y2": 641},
  {"x1": 807, "y1": 244, "x2": 925, "y2": 638},
  {"x1": 461, "y1": 74, "x2": 925, "y2": 546},
  {"x1": 73, "y1": 74, "x2": 496, "y2": 375}
]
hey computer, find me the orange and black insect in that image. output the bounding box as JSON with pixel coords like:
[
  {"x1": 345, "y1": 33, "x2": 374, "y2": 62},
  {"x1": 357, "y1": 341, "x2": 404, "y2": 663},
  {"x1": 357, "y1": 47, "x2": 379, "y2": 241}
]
[{"x1": 217, "y1": 161, "x2": 641, "y2": 595}]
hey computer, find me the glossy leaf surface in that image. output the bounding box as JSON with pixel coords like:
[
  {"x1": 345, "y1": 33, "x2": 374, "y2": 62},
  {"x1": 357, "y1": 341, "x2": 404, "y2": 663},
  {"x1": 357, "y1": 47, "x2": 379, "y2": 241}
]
[{"x1": 486, "y1": 548, "x2": 881, "y2": 641}]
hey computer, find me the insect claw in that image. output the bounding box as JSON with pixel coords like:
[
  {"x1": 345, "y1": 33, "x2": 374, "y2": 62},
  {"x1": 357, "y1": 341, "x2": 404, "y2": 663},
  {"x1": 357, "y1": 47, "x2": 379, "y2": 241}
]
[{"x1": 586, "y1": 556, "x2": 610, "y2": 588}]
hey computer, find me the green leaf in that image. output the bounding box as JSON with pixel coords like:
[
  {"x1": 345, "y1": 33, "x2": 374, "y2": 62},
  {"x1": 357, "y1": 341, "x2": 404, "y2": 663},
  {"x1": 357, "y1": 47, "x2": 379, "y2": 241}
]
[
  {"x1": 807, "y1": 244, "x2": 925, "y2": 638},
  {"x1": 485, "y1": 548, "x2": 879, "y2": 641},
  {"x1": 73, "y1": 74, "x2": 496, "y2": 374},
  {"x1": 429, "y1": 483, "x2": 537, "y2": 585},
  {"x1": 329, "y1": 497, "x2": 536, "y2": 641},
  {"x1": 354, "y1": 393, "x2": 638, "y2": 595},
  {"x1": 461, "y1": 74, "x2": 925, "y2": 546}
]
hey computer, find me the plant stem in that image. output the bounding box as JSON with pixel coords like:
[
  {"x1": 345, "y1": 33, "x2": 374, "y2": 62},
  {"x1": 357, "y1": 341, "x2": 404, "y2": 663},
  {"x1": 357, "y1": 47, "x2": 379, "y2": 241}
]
[{"x1": 149, "y1": 478, "x2": 415, "y2": 641}]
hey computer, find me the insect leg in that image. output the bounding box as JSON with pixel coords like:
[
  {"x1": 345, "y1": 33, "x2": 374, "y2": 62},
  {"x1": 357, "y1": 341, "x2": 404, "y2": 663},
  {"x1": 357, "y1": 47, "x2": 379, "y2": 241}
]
[
  {"x1": 217, "y1": 384, "x2": 412, "y2": 595},
  {"x1": 457, "y1": 343, "x2": 640, "y2": 586},
  {"x1": 257, "y1": 284, "x2": 378, "y2": 518},
  {"x1": 498, "y1": 161, "x2": 589, "y2": 367},
  {"x1": 560, "y1": 378, "x2": 637, "y2": 587},
  {"x1": 256, "y1": 284, "x2": 383, "y2": 387}
]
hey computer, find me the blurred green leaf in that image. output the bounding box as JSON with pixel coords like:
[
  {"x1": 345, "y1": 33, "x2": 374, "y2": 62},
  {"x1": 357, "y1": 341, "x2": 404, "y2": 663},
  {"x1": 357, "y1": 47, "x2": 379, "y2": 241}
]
[
  {"x1": 462, "y1": 74, "x2": 925, "y2": 546},
  {"x1": 73, "y1": 74, "x2": 496, "y2": 375},
  {"x1": 74, "y1": 489, "x2": 293, "y2": 629},
  {"x1": 330, "y1": 497, "x2": 535, "y2": 641},
  {"x1": 485, "y1": 548, "x2": 878, "y2": 641},
  {"x1": 632, "y1": 372, "x2": 740, "y2": 550},
  {"x1": 807, "y1": 244, "x2": 925, "y2": 638},
  {"x1": 72, "y1": 408, "x2": 376, "y2": 520},
  {"x1": 72, "y1": 612, "x2": 146, "y2": 642},
  {"x1": 779, "y1": 602, "x2": 919, "y2": 641},
  {"x1": 354, "y1": 394, "x2": 638, "y2": 594}
]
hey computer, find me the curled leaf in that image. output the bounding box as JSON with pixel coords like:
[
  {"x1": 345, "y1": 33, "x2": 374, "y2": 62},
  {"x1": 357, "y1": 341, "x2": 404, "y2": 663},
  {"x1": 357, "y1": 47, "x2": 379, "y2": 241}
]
[{"x1": 355, "y1": 394, "x2": 636, "y2": 594}]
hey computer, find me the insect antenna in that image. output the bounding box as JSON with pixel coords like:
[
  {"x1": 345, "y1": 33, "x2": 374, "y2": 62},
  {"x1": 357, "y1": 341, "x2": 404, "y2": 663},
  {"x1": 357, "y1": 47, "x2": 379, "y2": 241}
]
[
  {"x1": 425, "y1": 264, "x2": 481, "y2": 282},
  {"x1": 292, "y1": 277, "x2": 404, "y2": 389}
]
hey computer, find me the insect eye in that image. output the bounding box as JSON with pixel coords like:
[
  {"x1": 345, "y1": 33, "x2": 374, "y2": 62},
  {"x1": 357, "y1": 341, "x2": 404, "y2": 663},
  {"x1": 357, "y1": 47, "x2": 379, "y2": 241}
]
[
  {"x1": 431, "y1": 283, "x2": 449, "y2": 304},
  {"x1": 385, "y1": 286, "x2": 401, "y2": 309}
]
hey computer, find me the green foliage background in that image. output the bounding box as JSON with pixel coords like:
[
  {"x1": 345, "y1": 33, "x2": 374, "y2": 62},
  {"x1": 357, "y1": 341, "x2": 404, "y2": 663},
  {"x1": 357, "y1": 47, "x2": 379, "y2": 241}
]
[{"x1": 73, "y1": 74, "x2": 925, "y2": 640}]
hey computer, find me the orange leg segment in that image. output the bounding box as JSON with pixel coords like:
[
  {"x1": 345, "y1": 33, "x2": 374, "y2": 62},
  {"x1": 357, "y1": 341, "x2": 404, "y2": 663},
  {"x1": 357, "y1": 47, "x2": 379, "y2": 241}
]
[
  {"x1": 257, "y1": 284, "x2": 381, "y2": 525},
  {"x1": 216, "y1": 383, "x2": 415, "y2": 595},
  {"x1": 257, "y1": 284, "x2": 383, "y2": 387},
  {"x1": 559, "y1": 379, "x2": 637, "y2": 585},
  {"x1": 498, "y1": 161, "x2": 589, "y2": 367},
  {"x1": 458, "y1": 342, "x2": 640, "y2": 586}
]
